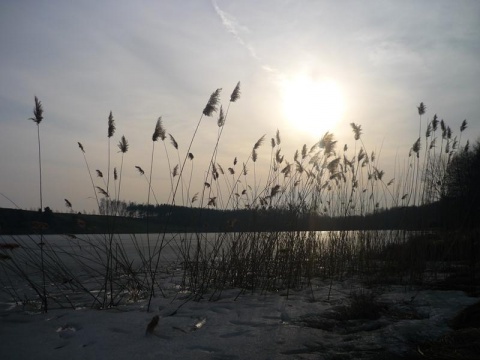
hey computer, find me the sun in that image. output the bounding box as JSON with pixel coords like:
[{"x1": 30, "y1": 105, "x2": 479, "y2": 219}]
[{"x1": 281, "y1": 75, "x2": 345, "y2": 136}]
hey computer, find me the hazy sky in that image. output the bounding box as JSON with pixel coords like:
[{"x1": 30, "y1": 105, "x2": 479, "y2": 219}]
[{"x1": 1, "y1": 0, "x2": 479, "y2": 212}]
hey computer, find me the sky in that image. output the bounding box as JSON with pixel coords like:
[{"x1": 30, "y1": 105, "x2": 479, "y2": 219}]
[{"x1": 1, "y1": 0, "x2": 479, "y2": 213}]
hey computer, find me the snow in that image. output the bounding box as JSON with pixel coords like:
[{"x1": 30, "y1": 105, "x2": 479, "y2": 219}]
[{"x1": 1, "y1": 280, "x2": 477, "y2": 359}]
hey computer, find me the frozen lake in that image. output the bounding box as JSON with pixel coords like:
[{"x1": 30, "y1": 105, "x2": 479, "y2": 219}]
[{"x1": 0, "y1": 230, "x2": 416, "y2": 311}]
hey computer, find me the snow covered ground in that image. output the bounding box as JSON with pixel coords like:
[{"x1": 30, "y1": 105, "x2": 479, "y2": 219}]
[{"x1": 1, "y1": 279, "x2": 477, "y2": 359}]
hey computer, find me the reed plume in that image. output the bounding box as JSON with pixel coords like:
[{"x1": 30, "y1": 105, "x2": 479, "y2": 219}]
[
  {"x1": 29, "y1": 96, "x2": 44, "y2": 124},
  {"x1": 115, "y1": 135, "x2": 128, "y2": 215},
  {"x1": 152, "y1": 117, "x2": 166, "y2": 142},
  {"x1": 432, "y1": 114, "x2": 439, "y2": 131},
  {"x1": 108, "y1": 111, "x2": 115, "y2": 137},
  {"x1": 230, "y1": 81, "x2": 241, "y2": 102},
  {"x1": 96, "y1": 169, "x2": 108, "y2": 189},
  {"x1": 96, "y1": 186, "x2": 109, "y2": 197},
  {"x1": 217, "y1": 106, "x2": 225, "y2": 127},
  {"x1": 252, "y1": 149, "x2": 258, "y2": 163},
  {"x1": 118, "y1": 135, "x2": 129, "y2": 153},
  {"x1": 412, "y1": 138, "x2": 421, "y2": 157},
  {"x1": 191, "y1": 193, "x2": 198, "y2": 203},
  {"x1": 169, "y1": 134, "x2": 178, "y2": 149},
  {"x1": 276, "y1": 149, "x2": 284, "y2": 164},
  {"x1": 417, "y1": 102, "x2": 426, "y2": 139},
  {"x1": 350, "y1": 123, "x2": 362, "y2": 141},
  {"x1": 208, "y1": 196, "x2": 217, "y2": 207},
  {"x1": 64, "y1": 198, "x2": 72, "y2": 210},
  {"x1": 254, "y1": 135, "x2": 265, "y2": 150},
  {"x1": 135, "y1": 165, "x2": 145, "y2": 175},
  {"x1": 203, "y1": 88, "x2": 222, "y2": 116}
]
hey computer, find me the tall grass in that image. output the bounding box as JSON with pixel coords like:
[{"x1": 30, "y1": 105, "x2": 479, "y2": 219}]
[{"x1": 1, "y1": 94, "x2": 477, "y2": 312}]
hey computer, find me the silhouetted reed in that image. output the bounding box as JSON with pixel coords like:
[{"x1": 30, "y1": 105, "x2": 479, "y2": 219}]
[
  {"x1": 2, "y1": 93, "x2": 477, "y2": 313},
  {"x1": 28, "y1": 96, "x2": 48, "y2": 312}
]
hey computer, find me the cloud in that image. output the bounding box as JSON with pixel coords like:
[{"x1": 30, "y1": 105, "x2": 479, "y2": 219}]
[
  {"x1": 211, "y1": 0, "x2": 284, "y2": 83},
  {"x1": 211, "y1": 0, "x2": 259, "y2": 60}
]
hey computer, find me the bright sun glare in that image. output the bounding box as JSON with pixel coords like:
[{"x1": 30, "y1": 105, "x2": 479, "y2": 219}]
[{"x1": 282, "y1": 75, "x2": 345, "y2": 136}]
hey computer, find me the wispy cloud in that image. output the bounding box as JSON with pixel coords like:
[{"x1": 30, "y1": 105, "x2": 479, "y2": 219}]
[
  {"x1": 212, "y1": 1, "x2": 292, "y2": 109},
  {"x1": 211, "y1": 0, "x2": 259, "y2": 60},
  {"x1": 211, "y1": 0, "x2": 282, "y2": 81}
]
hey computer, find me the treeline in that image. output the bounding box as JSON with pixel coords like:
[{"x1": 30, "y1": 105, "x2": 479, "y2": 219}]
[
  {"x1": 0, "y1": 207, "x2": 186, "y2": 235},
  {"x1": 0, "y1": 200, "x2": 475, "y2": 235},
  {"x1": 123, "y1": 201, "x2": 457, "y2": 232}
]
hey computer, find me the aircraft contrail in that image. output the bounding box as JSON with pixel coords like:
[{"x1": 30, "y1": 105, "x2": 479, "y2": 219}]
[{"x1": 211, "y1": 0, "x2": 279, "y2": 75}]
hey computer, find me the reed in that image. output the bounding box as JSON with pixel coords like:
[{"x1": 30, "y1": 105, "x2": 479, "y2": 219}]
[
  {"x1": 28, "y1": 96, "x2": 48, "y2": 312},
  {"x1": 2, "y1": 93, "x2": 478, "y2": 313}
]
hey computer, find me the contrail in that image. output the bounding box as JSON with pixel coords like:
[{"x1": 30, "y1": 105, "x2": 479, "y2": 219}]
[
  {"x1": 211, "y1": 0, "x2": 278, "y2": 75},
  {"x1": 211, "y1": 0, "x2": 259, "y2": 60}
]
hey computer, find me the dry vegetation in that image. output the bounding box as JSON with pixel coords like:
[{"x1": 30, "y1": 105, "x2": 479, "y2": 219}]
[{"x1": 1, "y1": 88, "x2": 478, "y2": 353}]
